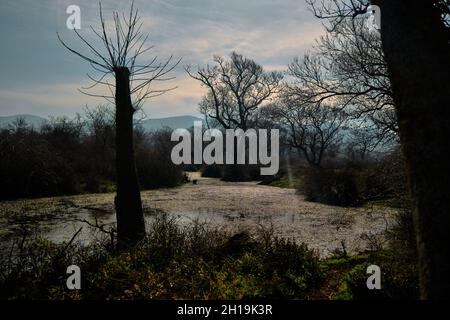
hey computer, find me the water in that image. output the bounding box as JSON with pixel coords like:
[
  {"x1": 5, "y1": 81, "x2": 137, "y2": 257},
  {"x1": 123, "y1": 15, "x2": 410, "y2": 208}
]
[{"x1": 0, "y1": 174, "x2": 395, "y2": 258}]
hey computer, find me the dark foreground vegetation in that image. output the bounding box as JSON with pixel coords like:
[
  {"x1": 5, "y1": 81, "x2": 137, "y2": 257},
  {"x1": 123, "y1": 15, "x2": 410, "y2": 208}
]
[
  {"x1": 0, "y1": 107, "x2": 185, "y2": 200},
  {"x1": 0, "y1": 210, "x2": 418, "y2": 300}
]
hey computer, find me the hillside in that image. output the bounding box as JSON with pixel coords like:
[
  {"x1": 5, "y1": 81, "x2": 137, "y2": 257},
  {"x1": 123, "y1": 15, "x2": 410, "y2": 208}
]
[{"x1": 0, "y1": 114, "x2": 47, "y2": 128}]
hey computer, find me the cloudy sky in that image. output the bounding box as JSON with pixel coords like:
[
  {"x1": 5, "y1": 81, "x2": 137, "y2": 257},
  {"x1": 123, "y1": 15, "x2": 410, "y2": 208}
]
[{"x1": 0, "y1": 0, "x2": 324, "y2": 119}]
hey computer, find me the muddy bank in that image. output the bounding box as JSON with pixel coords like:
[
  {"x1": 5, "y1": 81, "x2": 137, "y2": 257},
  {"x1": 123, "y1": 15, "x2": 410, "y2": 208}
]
[{"x1": 0, "y1": 173, "x2": 396, "y2": 258}]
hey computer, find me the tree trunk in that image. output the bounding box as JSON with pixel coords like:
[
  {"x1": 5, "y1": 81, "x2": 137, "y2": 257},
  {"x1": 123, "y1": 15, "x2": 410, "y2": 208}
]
[
  {"x1": 114, "y1": 67, "x2": 145, "y2": 249},
  {"x1": 375, "y1": 0, "x2": 450, "y2": 299}
]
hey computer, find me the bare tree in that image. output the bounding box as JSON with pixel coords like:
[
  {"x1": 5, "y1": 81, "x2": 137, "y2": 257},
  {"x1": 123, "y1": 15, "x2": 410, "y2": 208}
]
[
  {"x1": 186, "y1": 52, "x2": 282, "y2": 130},
  {"x1": 58, "y1": 2, "x2": 180, "y2": 248},
  {"x1": 82, "y1": 105, "x2": 115, "y2": 178},
  {"x1": 263, "y1": 93, "x2": 347, "y2": 167},
  {"x1": 307, "y1": 0, "x2": 450, "y2": 299},
  {"x1": 286, "y1": 17, "x2": 396, "y2": 141},
  {"x1": 345, "y1": 126, "x2": 383, "y2": 162}
]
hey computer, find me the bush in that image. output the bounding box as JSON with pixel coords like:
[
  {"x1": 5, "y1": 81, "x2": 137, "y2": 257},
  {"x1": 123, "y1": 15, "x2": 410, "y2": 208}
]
[
  {"x1": 299, "y1": 149, "x2": 408, "y2": 207},
  {"x1": 201, "y1": 164, "x2": 223, "y2": 178},
  {"x1": 0, "y1": 111, "x2": 186, "y2": 200},
  {"x1": 0, "y1": 123, "x2": 82, "y2": 199},
  {"x1": 362, "y1": 149, "x2": 408, "y2": 200},
  {"x1": 221, "y1": 165, "x2": 262, "y2": 182},
  {"x1": 135, "y1": 129, "x2": 185, "y2": 189},
  {"x1": 0, "y1": 213, "x2": 323, "y2": 300},
  {"x1": 302, "y1": 168, "x2": 360, "y2": 206}
]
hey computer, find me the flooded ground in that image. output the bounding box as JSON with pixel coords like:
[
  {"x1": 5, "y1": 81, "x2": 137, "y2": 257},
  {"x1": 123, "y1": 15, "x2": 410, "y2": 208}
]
[{"x1": 0, "y1": 173, "x2": 396, "y2": 258}]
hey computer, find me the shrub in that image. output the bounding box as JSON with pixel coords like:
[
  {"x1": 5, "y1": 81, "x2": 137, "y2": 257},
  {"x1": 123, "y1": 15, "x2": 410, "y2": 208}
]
[
  {"x1": 0, "y1": 112, "x2": 186, "y2": 200},
  {"x1": 0, "y1": 125, "x2": 82, "y2": 199},
  {"x1": 221, "y1": 165, "x2": 262, "y2": 182},
  {"x1": 361, "y1": 149, "x2": 408, "y2": 200},
  {"x1": 0, "y1": 213, "x2": 322, "y2": 300},
  {"x1": 201, "y1": 164, "x2": 223, "y2": 178},
  {"x1": 302, "y1": 168, "x2": 360, "y2": 206},
  {"x1": 135, "y1": 129, "x2": 185, "y2": 189}
]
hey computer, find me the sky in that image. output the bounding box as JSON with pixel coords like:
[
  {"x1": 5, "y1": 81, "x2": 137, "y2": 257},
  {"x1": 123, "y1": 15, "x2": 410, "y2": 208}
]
[{"x1": 0, "y1": 0, "x2": 325, "y2": 119}]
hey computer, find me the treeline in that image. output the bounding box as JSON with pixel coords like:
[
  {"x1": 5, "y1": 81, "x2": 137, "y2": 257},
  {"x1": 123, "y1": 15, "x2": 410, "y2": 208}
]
[{"x1": 0, "y1": 107, "x2": 185, "y2": 200}]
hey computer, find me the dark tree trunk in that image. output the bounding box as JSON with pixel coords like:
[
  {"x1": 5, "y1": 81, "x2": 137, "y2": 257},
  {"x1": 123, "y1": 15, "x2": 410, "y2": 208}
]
[
  {"x1": 114, "y1": 67, "x2": 145, "y2": 248},
  {"x1": 375, "y1": 0, "x2": 450, "y2": 299}
]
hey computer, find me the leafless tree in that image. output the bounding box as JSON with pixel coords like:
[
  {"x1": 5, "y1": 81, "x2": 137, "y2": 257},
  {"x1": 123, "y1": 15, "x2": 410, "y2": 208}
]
[
  {"x1": 286, "y1": 17, "x2": 396, "y2": 141},
  {"x1": 82, "y1": 105, "x2": 115, "y2": 178},
  {"x1": 307, "y1": 0, "x2": 450, "y2": 299},
  {"x1": 186, "y1": 52, "x2": 282, "y2": 130},
  {"x1": 58, "y1": 2, "x2": 180, "y2": 248},
  {"x1": 263, "y1": 92, "x2": 347, "y2": 167},
  {"x1": 345, "y1": 126, "x2": 383, "y2": 162}
]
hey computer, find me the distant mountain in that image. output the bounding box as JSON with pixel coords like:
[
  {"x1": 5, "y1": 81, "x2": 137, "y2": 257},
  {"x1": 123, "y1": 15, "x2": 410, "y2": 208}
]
[
  {"x1": 137, "y1": 115, "x2": 204, "y2": 131},
  {"x1": 0, "y1": 114, "x2": 47, "y2": 129}
]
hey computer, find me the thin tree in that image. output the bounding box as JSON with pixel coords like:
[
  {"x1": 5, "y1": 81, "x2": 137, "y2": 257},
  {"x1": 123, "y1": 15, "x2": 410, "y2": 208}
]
[{"x1": 58, "y1": 2, "x2": 180, "y2": 248}]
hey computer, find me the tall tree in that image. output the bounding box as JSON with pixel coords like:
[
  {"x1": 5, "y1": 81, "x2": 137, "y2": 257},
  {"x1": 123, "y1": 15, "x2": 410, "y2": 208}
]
[
  {"x1": 307, "y1": 0, "x2": 450, "y2": 299},
  {"x1": 186, "y1": 52, "x2": 282, "y2": 130},
  {"x1": 58, "y1": 2, "x2": 179, "y2": 248}
]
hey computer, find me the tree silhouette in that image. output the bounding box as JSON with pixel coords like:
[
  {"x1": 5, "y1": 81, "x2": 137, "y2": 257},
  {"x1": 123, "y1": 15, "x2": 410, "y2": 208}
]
[
  {"x1": 307, "y1": 0, "x2": 450, "y2": 299},
  {"x1": 286, "y1": 18, "x2": 396, "y2": 143},
  {"x1": 186, "y1": 52, "x2": 282, "y2": 130},
  {"x1": 263, "y1": 96, "x2": 346, "y2": 167},
  {"x1": 58, "y1": 2, "x2": 180, "y2": 248}
]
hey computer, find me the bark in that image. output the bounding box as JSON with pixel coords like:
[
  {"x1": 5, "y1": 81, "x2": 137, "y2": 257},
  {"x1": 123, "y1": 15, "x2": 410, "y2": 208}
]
[
  {"x1": 114, "y1": 67, "x2": 145, "y2": 248},
  {"x1": 375, "y1": 0, "x2": 450, "y2": 299}
]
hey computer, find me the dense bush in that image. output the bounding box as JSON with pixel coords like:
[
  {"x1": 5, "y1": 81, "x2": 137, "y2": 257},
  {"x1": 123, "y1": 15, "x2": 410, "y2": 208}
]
[
  {"x1": 298, "y1": 149, "x2": 408, "y2": 207},
  {"x1": 0, "y1": 120, "x2": 83, "y2": 199},
  {"x1": 200, "y1": 164, "x2": 223, "y2": 178},
  {"x1": 0, "y1": 210, "x2": 419, "y2": 300},
  {"x1": 221, "y1": 164, "x2": 262, "y2": 182},
  {"x1": 135, "y1": 128, "x2": 185, "y2": 189},
  {"x1": 0, "y1": 109, "x2": 185, "y2": 200},
  {"x1": 361, "y1": 150, "x2": 408, "y2": 200},
  {"x1": 302, "y1": 168, "x2": 360, "y2": 207}
]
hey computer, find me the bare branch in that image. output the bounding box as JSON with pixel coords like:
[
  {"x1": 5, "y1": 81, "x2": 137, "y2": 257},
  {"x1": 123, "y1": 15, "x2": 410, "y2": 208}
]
[{"x1": 58, "y1": 1, "x2": 180, "y2": 110}]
